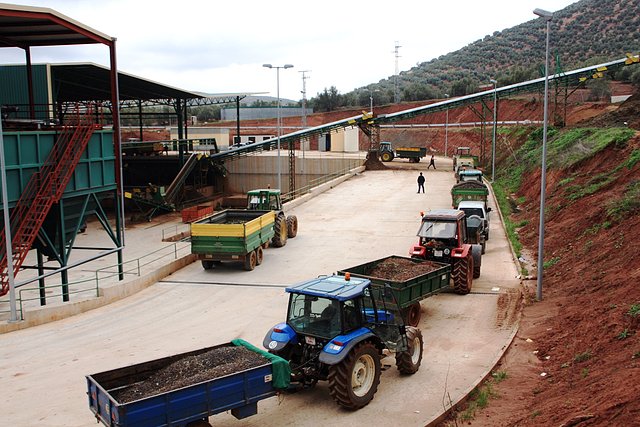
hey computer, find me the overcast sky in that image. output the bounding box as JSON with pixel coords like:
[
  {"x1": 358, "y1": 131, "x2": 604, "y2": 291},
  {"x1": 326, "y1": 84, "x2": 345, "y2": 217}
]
[{"x1": 2, "y1": 0, "x2": 579, "y2": 101}]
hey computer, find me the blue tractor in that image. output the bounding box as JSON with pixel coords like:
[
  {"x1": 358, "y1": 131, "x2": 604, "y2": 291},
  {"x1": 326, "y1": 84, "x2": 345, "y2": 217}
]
[{"x1": 263, "y1": 274, "x2": 423, "y2": 409}]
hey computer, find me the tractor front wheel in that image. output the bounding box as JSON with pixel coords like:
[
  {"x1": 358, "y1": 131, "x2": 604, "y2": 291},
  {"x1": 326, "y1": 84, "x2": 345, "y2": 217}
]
[
  {"x1": 452, "y1": 255, "x2": 473, "y2": 294},
  {"x1": 286, "y1": 215, "x2": 298, "y2": 238},
  {"x1": 395, "y1": 326, "x2": 424, "y2": 375},
  {"x1": 328, "y1": 342, "x2": 381, "y2": 410},
  {"x1": 402, "y1": 302, "x2": 421, "y2": 327}
]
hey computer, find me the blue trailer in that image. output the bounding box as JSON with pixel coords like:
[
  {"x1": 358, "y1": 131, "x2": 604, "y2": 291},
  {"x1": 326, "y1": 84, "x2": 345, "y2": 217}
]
[{"x1": 86, "y1": 340, "x2": 289, "y2": 427}]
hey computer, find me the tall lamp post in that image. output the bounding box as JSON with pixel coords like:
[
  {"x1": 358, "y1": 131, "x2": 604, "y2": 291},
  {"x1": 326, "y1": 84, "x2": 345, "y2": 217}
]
[
  {"x1": 533, "y1": 7, "x2": 553, "y2": 301},
  {"x1": 490, "y1": 79, "x2": 498, "y2": 182},
  {"x1": 369, "y1": 89, "x2": 380, "y2": 114},
  {"x1": 263, "y1": 63, "x2": 294, "y2": 191},
  {"x1": 444, "y1": 93, "x2": 450, "y2": 157}
]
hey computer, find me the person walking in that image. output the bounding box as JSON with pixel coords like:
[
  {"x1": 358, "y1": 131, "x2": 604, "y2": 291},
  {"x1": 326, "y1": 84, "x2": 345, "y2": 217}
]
[
  {"x1": 428, "y1": 154, "x2": 436, "y2": 169},
  {"x1": 417, "y1": 172, "x2": 426, "y2": 193}
]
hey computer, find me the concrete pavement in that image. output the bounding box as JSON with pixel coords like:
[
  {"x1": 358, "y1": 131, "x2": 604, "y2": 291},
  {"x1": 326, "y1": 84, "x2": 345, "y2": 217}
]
[{"x1": 0, "y1": 156, "x2": 521, "y2": 426}]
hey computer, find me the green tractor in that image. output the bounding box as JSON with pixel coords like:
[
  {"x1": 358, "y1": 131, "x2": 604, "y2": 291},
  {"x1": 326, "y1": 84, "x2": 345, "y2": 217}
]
[{"x1": 247, "y1": 189, "x2": 298, "y2": 247}]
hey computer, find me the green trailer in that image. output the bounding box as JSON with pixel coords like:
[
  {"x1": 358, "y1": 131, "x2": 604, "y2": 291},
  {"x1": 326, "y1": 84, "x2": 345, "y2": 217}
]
[
  {"x1": 338, "y1": 255, "x2": 451, "y2": 327},
  {"x1": 379, "y1": 142, "x2": 427, "y2": 163},
  {"x1": 451, "y1": 181, "x2": 489, "y2": 208},
  {"x1": 191, "y1": 209, "x2": 276, "y2": 271}
]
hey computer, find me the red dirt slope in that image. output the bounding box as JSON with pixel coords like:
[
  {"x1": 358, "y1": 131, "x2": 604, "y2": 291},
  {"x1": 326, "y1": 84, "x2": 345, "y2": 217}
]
[{"x1": 443, "y1": 94, "x2": 640, "y2": 426}]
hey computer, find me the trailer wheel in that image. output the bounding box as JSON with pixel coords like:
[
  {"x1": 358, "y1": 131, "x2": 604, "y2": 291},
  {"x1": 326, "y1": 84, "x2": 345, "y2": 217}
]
[
  {"x1": 286, "y1": 215, "x2": 298, "y2": 238},
  {"x1": 201, "y1": 260, "x2": 214, "y2": 270},
  {"x1": 395, "y1": 326, "x2": 423, "y2": 375},
  {"x1": 328, "y1": 341, "x2": 381, "y2": 409},
  {"x1": 414, "y1": 157, "x2": 421, "y2": 163},
  {"x1": 452, "y1": 254, "x2": 473, "y2": 294},
  {"x1": 272, "y1": 216, "x2": 288, "y2": 247},
  {"x1": 244, "y1": 251, "x2": 257, "y2": 271},
  {"x1": 255, "y1": 246, "x2": 264, "y2": 265},
  {"x1": 402, "y1": 302, "x2": 421, "y2": 327}
]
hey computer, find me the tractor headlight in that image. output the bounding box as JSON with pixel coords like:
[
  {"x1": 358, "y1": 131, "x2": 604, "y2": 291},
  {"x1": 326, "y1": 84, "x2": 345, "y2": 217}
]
[{"x1": 444, "y1": 248, "x2": 451, "y2": 255}]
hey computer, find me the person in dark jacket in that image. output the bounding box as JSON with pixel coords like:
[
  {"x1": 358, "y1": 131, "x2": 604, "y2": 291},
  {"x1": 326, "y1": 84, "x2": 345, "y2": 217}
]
[
  {"x1": 417, "y1": 172, "x2": 426, "y2": 193},
  {"x1": 428, "y1": 155, "x2": 436, "y2": 169}
]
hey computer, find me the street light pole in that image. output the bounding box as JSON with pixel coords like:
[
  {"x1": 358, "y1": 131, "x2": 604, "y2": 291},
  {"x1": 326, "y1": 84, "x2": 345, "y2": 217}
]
[
  {"x1": 490, "y1": 79, "x2": 498, "y2": 182},
  {"x1": 263, "y1": 63, "x2": 294, "y2": 191},
  {"x1": 533, "y1": 7, "x2": 553, "y2": 301},
  {"x1": 368, "y1": 89, "x2": 379, "y2": 115},
  {"x1": 444, "y1": 93, "x2": 450, "y2": 157}
]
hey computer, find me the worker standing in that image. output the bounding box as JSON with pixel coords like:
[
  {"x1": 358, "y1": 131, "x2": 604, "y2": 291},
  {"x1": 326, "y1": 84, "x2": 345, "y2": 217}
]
[
  {"x1": 428, "y1": 155, "x2": 436, "y2": 169},
  {"x1": 417, "y1": 172, "x2": 426, "y2": 193}
]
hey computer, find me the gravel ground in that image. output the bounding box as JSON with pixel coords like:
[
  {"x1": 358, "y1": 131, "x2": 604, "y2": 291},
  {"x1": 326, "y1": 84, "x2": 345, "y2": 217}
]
[
  {"x1": 112, "y1": 346, "x2": 267, "y2": 403},
  {"x1": 366, "y1": 257, "x2": 444, "y2": 282}
]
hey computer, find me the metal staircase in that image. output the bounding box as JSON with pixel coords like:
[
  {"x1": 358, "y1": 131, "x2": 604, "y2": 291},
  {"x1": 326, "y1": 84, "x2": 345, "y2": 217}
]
[{"x1": 0, "y1": 112, "x2": 97, "y2": 296}]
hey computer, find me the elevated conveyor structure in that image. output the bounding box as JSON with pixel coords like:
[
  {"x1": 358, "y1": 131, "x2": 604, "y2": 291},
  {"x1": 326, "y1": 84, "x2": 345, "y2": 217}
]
[{"x1": 207, "y1": 54, "x2": 639, "y2": 195}]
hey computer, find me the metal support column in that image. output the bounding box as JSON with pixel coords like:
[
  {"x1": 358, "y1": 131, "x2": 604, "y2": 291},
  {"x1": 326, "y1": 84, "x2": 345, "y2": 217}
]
[
  {"x1": 288, "y1": 138, "x2": 296, "y2": 197},
  {"x1": 138, "y1": 99, "x2": 143, "y2": 141},
  {"x1": 108, "y1": 38, "x2": 125, "y2": 279},
  {"x1": 37, "y1": 250, "x2": 46, "y2": 306},
  {"x1": 57, "y1": 201, "x2": 69, "y2": 302},
  {"x1": 236, "y1": 96, "x2": 241, "y2": 144}
]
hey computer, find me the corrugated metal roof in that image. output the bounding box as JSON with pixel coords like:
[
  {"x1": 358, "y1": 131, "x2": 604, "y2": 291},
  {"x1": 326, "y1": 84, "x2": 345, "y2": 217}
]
[{"x1": 0, "y1": 3, "x2": 112, "y2": 47}]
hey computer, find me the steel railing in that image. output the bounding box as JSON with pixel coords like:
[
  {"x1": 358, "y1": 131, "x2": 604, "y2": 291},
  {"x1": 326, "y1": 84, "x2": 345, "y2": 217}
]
[{"x1": 0, "y1": 241, "x2": 191, "y2": 320}]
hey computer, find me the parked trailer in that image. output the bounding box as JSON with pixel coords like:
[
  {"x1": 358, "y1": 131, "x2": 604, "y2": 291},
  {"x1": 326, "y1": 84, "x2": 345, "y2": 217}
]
[
  {"x1": 379, "y1": 142, "x2": 427, "y2": 163},
  {"x1": 338, "y1": 255, "x2": 451, "y2": 327},
  {"x1": 86, "y1": 340, "x2": 290, "y2": 427},
  {"x1": 451, "y1": 180, "x2": 489, "y2": 208},
  {"x1": 191, "y1": 209, "x2": 275, "y2": 271}
]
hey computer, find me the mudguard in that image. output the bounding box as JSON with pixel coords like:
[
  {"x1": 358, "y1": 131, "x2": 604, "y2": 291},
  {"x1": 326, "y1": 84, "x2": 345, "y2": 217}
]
[
  {"x1": 410, "y1": 244, "x2": 426, "y2": 258},
  {"x1": 451, "y1": 244, "x2": 471, "y2": 259},
  {"x1": 318, "y1": 328, "x2": 376, "y2": 365},
  {"x1": 263, "y1": 322, "x2": 298, "y2": 352}
]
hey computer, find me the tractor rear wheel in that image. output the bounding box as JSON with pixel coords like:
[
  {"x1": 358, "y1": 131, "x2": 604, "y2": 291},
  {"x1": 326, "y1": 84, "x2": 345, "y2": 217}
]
[
  {"x1": 271, "y1": 216, "x2": 288, "y2": 247},
  {"x1": 452, "y1": 255, "x2": 473, "y2": 294},
  {"x1": 244, "y1": 251, "x2": 257, "y2": 271},
  {"x1": 381, "y1": 152, "x2": 394, "y2": 162},
  {"x1": 286, "y1": 215, "x2": 298, "y2": 238},
  {"x1": 395, "y1": 326, "x2": 423, "y2": 375},
  {"x1": 255, "y1": 246, "x2": 264, "y2": 265},
  {"x1": 402, "y1": 302, "x2": 421, "y2": 327},
  {"x1": 328, "y1": 342, "x2": 381, "y2": 410}
]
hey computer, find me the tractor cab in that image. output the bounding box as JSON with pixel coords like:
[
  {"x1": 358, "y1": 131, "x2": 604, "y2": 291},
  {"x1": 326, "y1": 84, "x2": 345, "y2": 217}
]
[
  {"x1": 247, "y1": 189, "x2": 282, "y2": 211},
  {"x1": 458, "y1": 169, "x2": 483, "y2": 183},
  {"x1": 264, "y1": 275, "x2": 409, "y2": 377},
  {"x1": 414, "y1": 209, "x2": 468, "y2": 262}
]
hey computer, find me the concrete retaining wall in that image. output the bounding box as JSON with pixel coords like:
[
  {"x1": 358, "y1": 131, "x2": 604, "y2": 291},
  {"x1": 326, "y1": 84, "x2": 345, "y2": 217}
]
[{"x1": 224, "y1": 155, "x2": 364, "y2": 194}]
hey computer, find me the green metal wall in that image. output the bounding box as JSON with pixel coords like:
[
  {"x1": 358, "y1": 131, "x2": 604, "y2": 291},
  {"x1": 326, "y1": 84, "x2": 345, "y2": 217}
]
[
  {"x1": 0, "y1": 130, "x2": 116, "y2": 207},
  {"x1": 0, "y1": 64, "x2": 50, "y2": 120}
]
